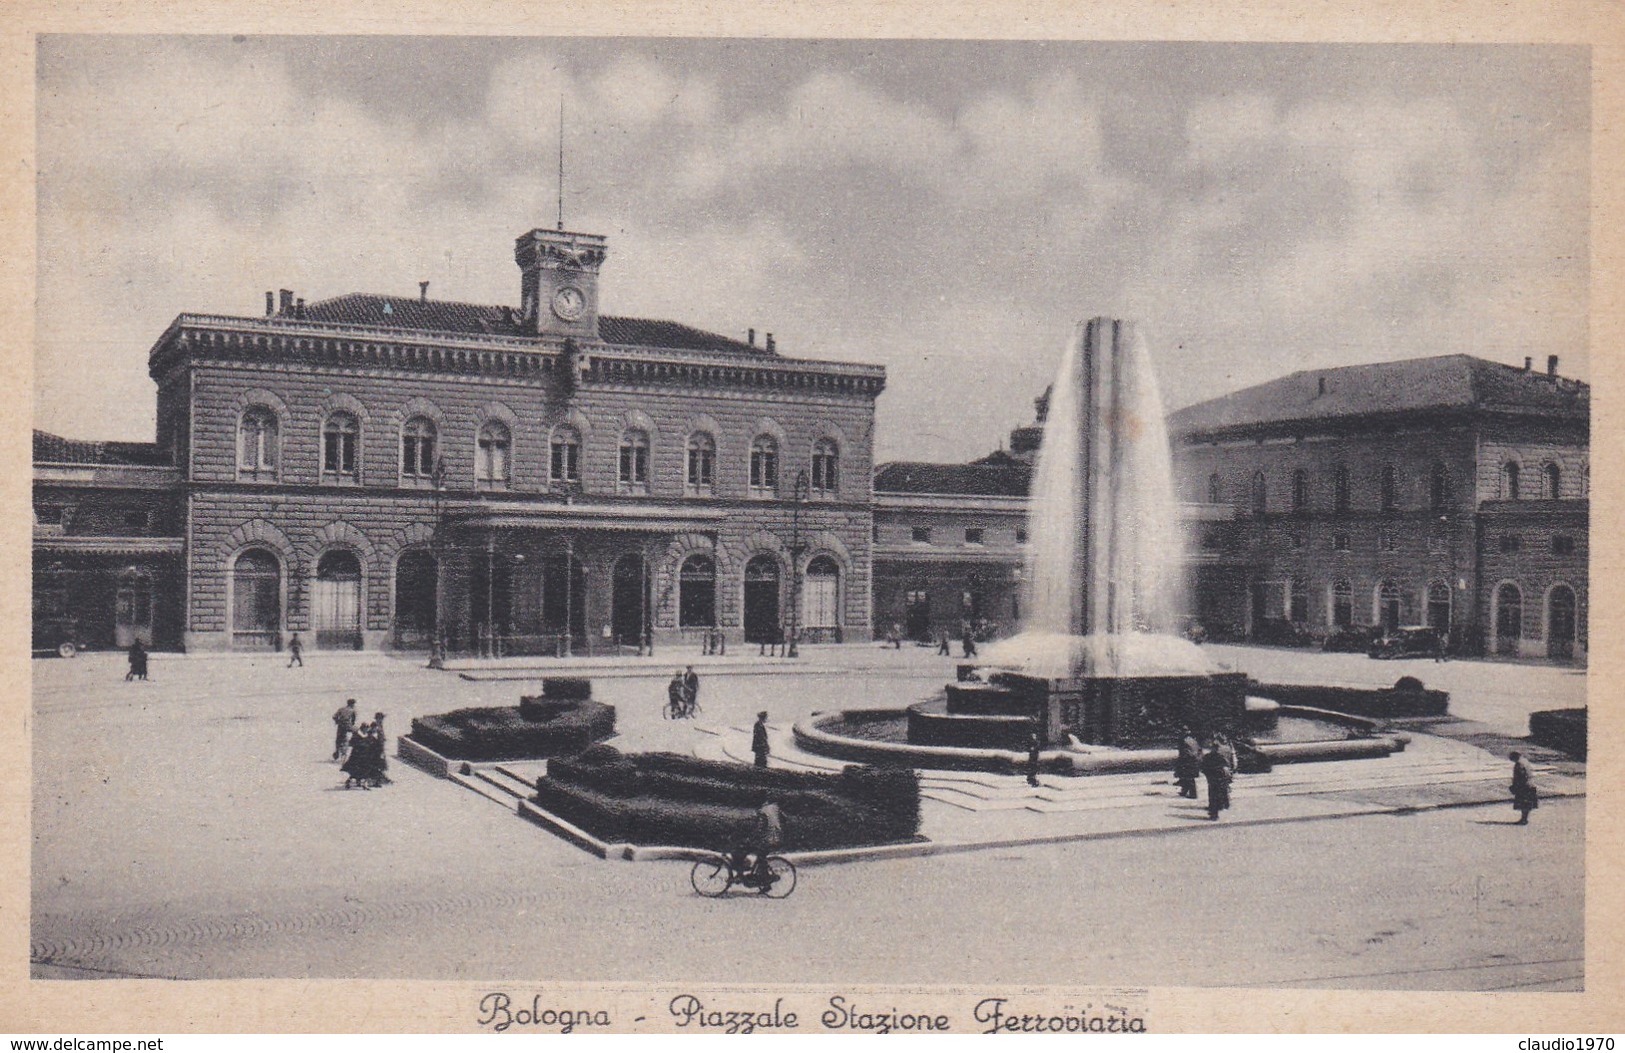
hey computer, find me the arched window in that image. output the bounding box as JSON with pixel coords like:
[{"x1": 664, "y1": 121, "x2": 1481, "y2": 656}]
[
  {"x1": 1331, "y1": 579, "x2": 1353, "y2": 628},
  {"x1": 476, "y1": 421, "x2": 511, "y2": 489},
  {"x1": 238, "y1": 407, "x2": 279, "y2": 481},
  {"x1": 1501, "y1": 460, "x2": 1521, "y2": 500},
  {"x1": 1379, "y1": 464, "x2": 1398, "y2": 511},
  {"x1": 804, "y1": 555, "x2": 840, "y2": 630},
  {"x1": 618, "y1": 429, "x2": 649, "y2": 492},
  {"x1": 1547, "y1": 584, "x2": 1577, "y2": 659},
  {"x1": 686, "y1": 433, "x2": 716, "y2": 493},
  {"x1": 742, "y1": 554, "x2": 782, "y2": 644},
  {"x1": 1291, "y1": 469, "x2": 1308, "y2": 513},
  {"x1": 1207, "y1": 473, "x2": 1222, "y2": 504},
  {"x1": 231, "y1": 548, "x2": 282, "y2": 650},
  {"x1": 1250, "y1": 471, "x2": 1267, "y2": 516},
  {"x1": 1430, "y1": 462, "x2": 1452, "y2": 511},
  {"x1": 550, "y1": 425, "x2": 581, "y2": 485},
  {"x1": 393, "y1": 548, "x2": 437, "y2": 646},
  {"x1": 1542, "y1": 462, "x2": 1561, "y2": 500},
  {"x1": 679, "y1": 554, "x2": 716, "y2": 628},
  {"x1": 750, "y1": 436, "x2": 779, "y2": 496},
  {"x1": 321, "y1": 412, "x2": 360, "y2": 480},
  {"x1": 401, "y1": 417, "x2": 437, "y2": 481},
  {"x1": 1333, "y1": 463, "x2": 1350, "y2": 513},
  {"x1": 812, "y1": 438, "x2": 840, "y2": 495}
]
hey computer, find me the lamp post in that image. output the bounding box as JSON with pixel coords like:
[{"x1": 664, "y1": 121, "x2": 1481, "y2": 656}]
[
  {"x1": 788, "y1": 468, "x2": 810, "y2": 658},
  {"x1": 427, "y1": 457, "x2": 447, "y2": 670}
]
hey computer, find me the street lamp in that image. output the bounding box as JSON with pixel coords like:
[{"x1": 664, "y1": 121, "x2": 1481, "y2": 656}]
[
  {"x1": 427, "y1": 457, "x2": 447, "y2": 670},
  {"x1": 788, "y1": 468, "x2": 810, "y2": 658}
]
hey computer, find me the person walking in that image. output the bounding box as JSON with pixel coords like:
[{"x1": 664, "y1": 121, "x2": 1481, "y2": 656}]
[
  {"x1": 682, "y1": 665, "x2": 701, "y2": 717},
  {"x1": 372, "y1": 712, "x2": 392, "y2": 785},
  {"x1": 937, "y1": 632, "x2": 951, "y2": 657},
  {"x1": 332, "y1": 698, "x2": 359, "y2": 761},
  {"x1": 1025, "y1": 732, "x2": 1043, "y2": 788},
  {"x1": 1510, "y1": 751, "x2": 1538, "y2": 824},
  {"x1": 1174, "y1": 728, "x2": 1202, "y2": 799},
  {"x1": 287, "y1": 632, "x2": 304, "y2": 668},
  {"x1": 126, "y1": 639, "x2": 146, "y2": 682},
  {"x1": 1200, "y1": 739, "x2": 1234, "y2": 820},
  {"x1": 666, "y1": 671, "x2": 686, "y2": 720},
  {"x1": 752, "y1": 711, "x2": 771, "y2": 768}
]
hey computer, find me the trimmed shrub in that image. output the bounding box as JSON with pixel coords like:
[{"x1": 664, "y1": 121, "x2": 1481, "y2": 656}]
[
  {"x1": 536, "y1": 753, "x2": 921, "y2": 850},
  {"x1": 411, "y1": 701, "x2": 616, "y2": 761},
  {"x1": 542, "y1": 677, "x2": 593, "y2": 701},
  {"x1": 518, "y1": 696, "x2": 577, "y2": 722},
  {"x1": 1529, "y1": 708, "x2": 1586, "y2": 759}
]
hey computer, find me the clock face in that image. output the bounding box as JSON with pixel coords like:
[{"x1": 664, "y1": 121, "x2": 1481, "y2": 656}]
[{"x1": 552, "y1": 285, "x2": 586, "y2": 322}]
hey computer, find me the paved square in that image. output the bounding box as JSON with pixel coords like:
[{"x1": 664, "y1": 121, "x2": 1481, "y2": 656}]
[{"x1": 32, "y1": 643, "x2": 1584, "y2": 989}]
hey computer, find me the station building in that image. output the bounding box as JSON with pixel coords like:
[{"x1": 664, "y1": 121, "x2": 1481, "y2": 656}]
[{"x1": 33, "y1": 223, "x2": 885, "y2": 654}]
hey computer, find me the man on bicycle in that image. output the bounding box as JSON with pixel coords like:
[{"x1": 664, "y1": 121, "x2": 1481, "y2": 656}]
[{"x1": 732, "y1": 795, "x2": 783, "y2": 886}]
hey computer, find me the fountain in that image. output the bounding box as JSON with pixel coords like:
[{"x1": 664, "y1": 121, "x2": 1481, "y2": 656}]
[{"x1": 794, "y1": 317, "x2": 1413, "y2": 773}]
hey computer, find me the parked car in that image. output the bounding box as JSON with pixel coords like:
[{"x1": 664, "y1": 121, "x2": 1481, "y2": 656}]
[
  {"x1": 32, "y1": 615, "x2": 86, "y2": 658},
  {"x1": 1322, "y1": 626, "x2": 1381, "y2": 653},
  {"x1": 1368, "y1": 626, "x2": 1445, "y2": 660}
]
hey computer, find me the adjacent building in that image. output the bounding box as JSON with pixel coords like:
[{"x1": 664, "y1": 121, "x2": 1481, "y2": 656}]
[
  {"x1": 36, "y1": 223, "x2": 885, "y2": 654},
  {"x1": 1169, "y1": 353, "x2": 1589, "y2": 659}
]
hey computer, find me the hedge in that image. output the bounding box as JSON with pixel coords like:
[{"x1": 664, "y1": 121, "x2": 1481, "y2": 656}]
[
  {"x1": 1249, "y1": 681, "x2": 1448, "y2": 719},
  {"x1": 1529, "y1": 708, "x2": 1587, "y2": 759},
  {"x1": 535, "y1": 745, "x2": 921, "y2": 850},
  {"x1": 410, "y1": 701, "x2": 616, "y2": 761}
]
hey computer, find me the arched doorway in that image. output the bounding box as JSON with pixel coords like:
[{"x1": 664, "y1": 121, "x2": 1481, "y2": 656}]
[
  {"x1": 232, "y1": 548, "x2": 282, "y2": 650},
  {"x1": 679, "y1": 554, "x2": 716, "y2": 630},
  {"x1": 742, "y1": 555, "x2": 782, "y2": 644},
  {"x1": 1377, "y1": 580, "x2": 1402, "y2": 631},
  {"x1": 1331, "y1": 579, "x2": 1353, "y2": 628},
  {"x1": 611, "y1": 554, "x2": 650, "y2": 648},
  {"x1": 539, "y1": 554, "x2": 588, "y2": 647},
  {"x1": 393, "y1": 549, "x2": 437, "y2": 648},
  {"x1": 1548, "y1": 585, "x2": 1577, "y2": 659},
  {"x1": 803, "y1": 556, "x2": 840, "y2": 641},
  {"x1": 1426, "y1": 580, "x2": 1452, "y2": 632},
  {"x1": 115, "y1": 569, "x2": 154, "y2": 648},
  {"x1": 1495, "y1": 584, "x2": 1523, "y2": 655},
  {"x1": 314, "y1": 550, "x2": 363, "y2": 650}
]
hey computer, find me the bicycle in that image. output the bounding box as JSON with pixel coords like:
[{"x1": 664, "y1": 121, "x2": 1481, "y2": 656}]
[{"x1": 689, "y1": 850, "x2": 797, "y2": 899}]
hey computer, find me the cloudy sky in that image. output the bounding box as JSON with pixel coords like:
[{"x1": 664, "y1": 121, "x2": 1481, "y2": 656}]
[{"x1": 35, "y1": 37, "x2": 1588, "y2": 463}]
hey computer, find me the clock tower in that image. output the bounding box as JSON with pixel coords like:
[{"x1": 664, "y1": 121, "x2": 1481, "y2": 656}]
[{"x1": 515, "y1": 227, "x2": 607, "y2": 339}]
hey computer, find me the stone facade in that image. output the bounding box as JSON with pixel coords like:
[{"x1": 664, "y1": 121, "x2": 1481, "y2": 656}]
[{"x1": 131, "y1": 224, "x2": 885, "y2": 652}]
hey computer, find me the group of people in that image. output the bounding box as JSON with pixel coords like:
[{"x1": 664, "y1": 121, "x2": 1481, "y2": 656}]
[
  {"x1": 665, "y1": 666, "x2": 702, "y2": 719},
  {"x1": 333, "y1": 698, "x2": 391, "y2": 789},
  {"x1": 124, "y1": 640, "x2": 150, "y2": 681},
  {"x1": 1174, "y1": 728, "x2": 1240, "y2": 821}
]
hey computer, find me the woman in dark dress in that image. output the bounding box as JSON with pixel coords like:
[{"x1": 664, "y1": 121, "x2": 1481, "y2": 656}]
[
  {"x1": 342, "y1": 722, "x2": 374, "y2": 788},
  {"x1": 1510, "y1": 751, "x2": 1538, "y2": 824}
]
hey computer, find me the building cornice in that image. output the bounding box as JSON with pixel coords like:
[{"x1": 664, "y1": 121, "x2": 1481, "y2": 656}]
[{"x1": 148, "y1": 313, "x2": 886, "y2": 397}]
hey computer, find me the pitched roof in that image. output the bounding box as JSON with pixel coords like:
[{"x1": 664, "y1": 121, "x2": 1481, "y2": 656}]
[
  {"x1": 34, "y1": 431, "x2": 171, "y2": 466},
  {"x1": 299, "y1": 294, "x2": 773, "y2": 356},
  {"x1": 1168, "y1": 354, "x2": 1589, "y2": 436},
  {"x1": 874, "y1": 460, "x2": 1032, "y2": 497}
]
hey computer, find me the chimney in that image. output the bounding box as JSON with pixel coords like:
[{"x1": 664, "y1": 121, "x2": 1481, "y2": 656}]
[
  {"x1": 748, "y1": 328, "x2": 756, "y2": 346},
  {"x1": 295, "y1": 298, "x2": 306, "y2": 320},
  {"x1": 265, "y1": 291, "x2": 275, "y2": 317},
  {"x1": 1523, "y1": 357, "x2": 1533, "y2": 372},
  {"x1": 419, "y1": 281, "x2": 430, "y2": 303},
  {"x1": 279, "y1": 289, "x2": 294, "y2": 315},
  {"x1": 1547, "y1": 354, "x2": 1559, "y2": 377},
  {"x1": 1317, "y1": 377, "x2": 1327, "y2": 397},
  {"x1": 765, "y1": 332, "x2": 775, "y2": 354}
]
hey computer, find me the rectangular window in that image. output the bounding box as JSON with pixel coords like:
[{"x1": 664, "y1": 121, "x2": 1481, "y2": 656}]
[
  {"x1": 1552, "y1": 535, "x2": 1575, "y2": 556},
  {"x1": 1015, "y1": 528, "x2": 1028, "y2": 544},
  {"x1": 1332, "y1": 533, "x2": 1350, "y2": 552},
  {"x1": 911, "y1": 526, "x2": 931, "y2": 544},
  {"x1": 551, "y1": 443, "x2": 580, "y2": 483},
  {"x1": 618, "y1": 446, "x2": 648, "y2": 487},
  {"x1": 122, "y1": 510, "x2": 151, "y2": 534},
  {"x1": 34, "y1": 505, "x2": 64, "y2": 525},
  {"x1": 750, "y1": 448, "x2": 778, "y2": 493},
  {"x1": 323, "y1": 431, "x2": 357, "y2": 476},
  {"x1": 1499, "y1": 535, "x2": 1522, "y2": 553},
  {"x1": 1380, "y1": 530, "x2": 1398, "y2": 552},
  {"x1": 964, "y1": 528, "x2": 985, "y2": 545}
]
